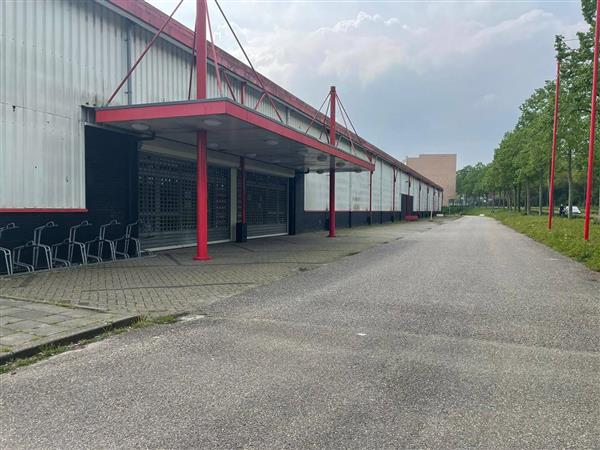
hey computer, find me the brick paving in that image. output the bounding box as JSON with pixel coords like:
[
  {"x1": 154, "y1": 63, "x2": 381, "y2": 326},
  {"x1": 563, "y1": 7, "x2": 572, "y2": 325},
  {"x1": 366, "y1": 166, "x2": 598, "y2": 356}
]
[
  {"x1": 0, "y1": 298, "x2": 136, "y2": 360},
  {"x1": 0, "y1": 220, "x2": 441, "y2": 321}
]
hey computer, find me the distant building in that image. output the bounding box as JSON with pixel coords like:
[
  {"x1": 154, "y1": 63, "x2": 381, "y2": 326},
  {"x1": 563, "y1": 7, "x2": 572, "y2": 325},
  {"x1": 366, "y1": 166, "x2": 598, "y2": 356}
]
[{"x1": 404, "y1": 154, "x2": 457, "y2": 207}]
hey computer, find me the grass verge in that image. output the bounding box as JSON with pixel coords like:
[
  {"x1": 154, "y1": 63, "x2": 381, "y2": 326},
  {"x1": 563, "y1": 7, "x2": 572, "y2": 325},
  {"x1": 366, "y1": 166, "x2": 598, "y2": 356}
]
[
  {"x1": 461, "y1": 208, "x2": 600, "y2": 271},
  {"x1": 0, "y1": 315, "x2": 178, "y2": 375}
]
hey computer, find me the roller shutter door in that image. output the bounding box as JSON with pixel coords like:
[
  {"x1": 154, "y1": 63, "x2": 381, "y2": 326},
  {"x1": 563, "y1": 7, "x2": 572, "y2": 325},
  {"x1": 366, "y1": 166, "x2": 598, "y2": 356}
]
[
  {"x1": 241, "y1": 172, "x2": 288, "y2": 238},
  {"x1": 138, "y1": 152, "x2": 230, "y2": 249}
]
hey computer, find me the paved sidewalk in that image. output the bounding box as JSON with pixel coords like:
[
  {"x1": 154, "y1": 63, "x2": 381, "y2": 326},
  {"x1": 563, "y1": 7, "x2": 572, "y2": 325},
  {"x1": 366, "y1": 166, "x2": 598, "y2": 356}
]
[
  {"x1": 1, "y1": 216, "x2": 597, "y2": 448},
  {"x1": 0, "y1": 298, "x2": 138, "y2": 361},
  {"x1": 0, "y1": 220, "x2": 444, "y2": 317}
]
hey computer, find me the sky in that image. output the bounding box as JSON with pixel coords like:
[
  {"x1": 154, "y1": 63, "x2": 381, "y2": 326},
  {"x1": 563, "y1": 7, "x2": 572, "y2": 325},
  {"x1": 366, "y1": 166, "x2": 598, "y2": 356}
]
[{"x1": 148, "y1": 0, "x2": 587, "y2": 169}]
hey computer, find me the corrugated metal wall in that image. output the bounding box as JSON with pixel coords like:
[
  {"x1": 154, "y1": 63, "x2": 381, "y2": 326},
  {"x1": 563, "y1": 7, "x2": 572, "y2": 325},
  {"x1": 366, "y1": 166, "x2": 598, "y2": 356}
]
[
  {"x1": 396, "y1": 174, "x2": 400, "y2": 212},
  {"x1": 2, "y1": 0, "x2": 438, "y2": 210},
  {"x1": 380, "y1": 163, "x2": 393, "y2": 211},
  {"x1": 1, "y1": 0, "x2": 128, "y2": 208},
  {"x1": 304, "y1": 172, "x2": 328, "y2": 211},
  {"x1": 351, "y1": 171, "x2": 370, "y2": 211}
]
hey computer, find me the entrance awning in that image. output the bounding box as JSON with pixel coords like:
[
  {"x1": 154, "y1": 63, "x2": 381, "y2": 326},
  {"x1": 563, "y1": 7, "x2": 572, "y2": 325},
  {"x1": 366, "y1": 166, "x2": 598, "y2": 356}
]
[{"x1": 95, "y1": 98, "x2": 374, "y2": 173}]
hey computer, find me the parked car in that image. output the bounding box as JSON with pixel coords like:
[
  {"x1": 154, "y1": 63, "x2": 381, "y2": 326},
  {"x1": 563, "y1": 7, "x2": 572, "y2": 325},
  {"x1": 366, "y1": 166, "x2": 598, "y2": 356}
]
[{"x1": 571, "y1": 206, "x2": 582, "y2": 216}]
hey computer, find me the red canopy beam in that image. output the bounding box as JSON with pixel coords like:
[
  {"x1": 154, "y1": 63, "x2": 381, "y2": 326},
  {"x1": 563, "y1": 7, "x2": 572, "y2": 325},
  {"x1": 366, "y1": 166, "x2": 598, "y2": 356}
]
[{"x1": 584, "y1": 0, "x2": 600, "y2": 241}]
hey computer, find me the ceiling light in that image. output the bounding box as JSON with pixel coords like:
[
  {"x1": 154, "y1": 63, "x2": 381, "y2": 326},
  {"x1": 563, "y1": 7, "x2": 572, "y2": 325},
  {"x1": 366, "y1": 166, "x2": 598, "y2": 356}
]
[
  {"x1": 317, "y1": 154, "x2": 327, "y2": 162},
  {"x1": 246, "y1": 153, "x2": 257, "y2": 158},
  {"x1": 131, "y1": 123, "x2": 149, "y2": 131},
  {"x1": 265, "y1": 139, "x2": 279, "y2": 146},
  {"x1": 336, "y1": 161, "x2": 346, "y2": 168},
  {"x1": 203, "y1": 119, "x2": 222, "y2": 127},
  {"x1": 207, "y1": 142, "x2": 219, "y2": 149}
]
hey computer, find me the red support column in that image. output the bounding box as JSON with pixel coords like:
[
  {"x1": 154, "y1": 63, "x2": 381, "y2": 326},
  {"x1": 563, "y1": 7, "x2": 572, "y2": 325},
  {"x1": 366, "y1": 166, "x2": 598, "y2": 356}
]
[
  {"x1": 194, "y1": 0, "x2": 210, "y2": 260},
  {"x1": 329, "y1": 86, "x2": 336, "y2": 238},
  {"x1": 194, "y1": 130, "x2": 210, "y2": 260},
  {"x1": 196, "y1": 0, "x2": 207, "y2": 99},
  {"x1": 369, "y1": 171, "x2": 373, "y2": 224},
  {"x1": 548, "y1": 58, "x2": 560, "y2": 230},
  {"x1": 584, "y1": 0, "x2": 600, "y2": 241},
  {"x1": 241, "y1": 157, "x2": 246, "y2": 225},
  {"x1": 392, "y1": 168, "x2": 396, "y2": 220}
]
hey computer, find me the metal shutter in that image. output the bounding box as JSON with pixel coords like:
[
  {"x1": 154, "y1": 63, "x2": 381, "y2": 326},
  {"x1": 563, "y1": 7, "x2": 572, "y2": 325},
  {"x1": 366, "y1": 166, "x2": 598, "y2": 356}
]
[
  {"x1": 241, "y1": 172, "x2": 288, "y2": 238},
  {"x1": 138, "y1": 152, "x2": 230, "y2": 249}
]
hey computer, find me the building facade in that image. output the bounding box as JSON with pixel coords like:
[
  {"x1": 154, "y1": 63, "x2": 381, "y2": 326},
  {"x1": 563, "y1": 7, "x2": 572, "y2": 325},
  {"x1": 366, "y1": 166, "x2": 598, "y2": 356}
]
[
  {"x1": 404, "y1": 154, "x2": 456, "y2": 207},
  {"x1": 1, "y1": 0, "x2": 443, "y2": 254}
]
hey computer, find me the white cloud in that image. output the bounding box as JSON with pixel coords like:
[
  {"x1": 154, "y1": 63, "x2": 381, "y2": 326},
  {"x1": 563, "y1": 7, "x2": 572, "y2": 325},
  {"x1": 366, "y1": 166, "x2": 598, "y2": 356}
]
[
  {"x1": 219, "y1": 11, "x2": 404, "y2": 85},
  {"x1": 206, "y1": 7, "x2": 579, "y2": 86}
]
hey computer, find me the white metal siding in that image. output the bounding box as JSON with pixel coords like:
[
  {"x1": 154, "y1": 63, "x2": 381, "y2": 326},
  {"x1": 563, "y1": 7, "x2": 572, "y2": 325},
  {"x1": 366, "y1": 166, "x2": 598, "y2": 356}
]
[
  {"x1": 305, "y1": 170, "x2": 371, "y2": 212},
  {"x1": 130, "y1": 25, "x2": 190, "y2": 104},
  {"x1": 304, "y1": 172, "x2": 328, "y2": 211},
  {"x1": 1, "y1": 0, "x2": 129, "y2": 208},
  {"x1": 1, "y1": 0, "x2": 410, "y2": 210},
  {"x1": 380, "y1": 162, "x2": 393, "y2": 212},
  {"x1": 399, "y1": 171, "x2": 408, "y2": 196},
  {"x1": 394, "y1": 170, "x2": 401, "y2": 211},
  {"x1": 371, "y1": 158, "x2": 382, "y2": 212},
  {"x1": 335, "y1": 172, "x2": 350, "y2": 211},
  {"x1": 350, "y1": 171, "x2": 370, "y2": 211}
]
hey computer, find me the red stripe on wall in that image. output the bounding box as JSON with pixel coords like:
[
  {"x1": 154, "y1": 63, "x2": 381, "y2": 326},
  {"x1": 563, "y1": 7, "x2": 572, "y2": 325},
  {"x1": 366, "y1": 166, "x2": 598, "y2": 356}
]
[{"x1": 0, "y1": 209, "x2": 88, "y2": 213}]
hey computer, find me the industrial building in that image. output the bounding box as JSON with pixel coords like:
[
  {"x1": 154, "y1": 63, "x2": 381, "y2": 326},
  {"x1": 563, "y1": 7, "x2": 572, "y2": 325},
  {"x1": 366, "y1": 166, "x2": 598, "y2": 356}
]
[
  {"x1": 404, "y1": 154, "x2": 456, "y2": 207},
  {"x1": 1, "y1": 0, "x2": 442, "y2": 261}
]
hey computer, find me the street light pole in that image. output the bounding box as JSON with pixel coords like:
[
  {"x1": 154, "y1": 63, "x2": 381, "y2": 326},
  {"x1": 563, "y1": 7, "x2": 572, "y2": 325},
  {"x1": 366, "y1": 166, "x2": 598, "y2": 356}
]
[{"x1": 584, "y1": 0, "x2": 600, "y2": 241}]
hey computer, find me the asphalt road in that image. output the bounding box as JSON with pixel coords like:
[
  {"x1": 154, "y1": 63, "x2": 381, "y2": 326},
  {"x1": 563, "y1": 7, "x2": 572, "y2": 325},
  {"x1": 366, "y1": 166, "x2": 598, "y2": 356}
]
[{"x1": 1, "y1": 216, "x2": 598, "y2": 449}]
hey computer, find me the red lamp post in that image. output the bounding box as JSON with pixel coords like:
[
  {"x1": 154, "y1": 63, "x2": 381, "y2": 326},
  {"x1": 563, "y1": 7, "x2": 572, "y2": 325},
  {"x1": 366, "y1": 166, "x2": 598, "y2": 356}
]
[
  {"x1": 548, "y1": 58, "x2": 560, "y2": 230},
  {"x1": 584, "y1": 0, "x2": 600, "y2": 241}
]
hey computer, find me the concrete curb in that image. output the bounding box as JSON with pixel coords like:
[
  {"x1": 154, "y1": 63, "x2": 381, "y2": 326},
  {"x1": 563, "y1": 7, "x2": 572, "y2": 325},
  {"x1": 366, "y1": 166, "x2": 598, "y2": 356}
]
[{"x1": 0, "y1": 314, "x2": 141, "y2": 365}]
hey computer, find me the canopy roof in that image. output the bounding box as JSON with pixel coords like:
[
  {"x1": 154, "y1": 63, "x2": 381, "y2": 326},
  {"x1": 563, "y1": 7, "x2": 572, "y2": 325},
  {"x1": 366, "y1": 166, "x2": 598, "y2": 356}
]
[{"x1": 95, "y1": 99, "x2": 375, "y2": 173}]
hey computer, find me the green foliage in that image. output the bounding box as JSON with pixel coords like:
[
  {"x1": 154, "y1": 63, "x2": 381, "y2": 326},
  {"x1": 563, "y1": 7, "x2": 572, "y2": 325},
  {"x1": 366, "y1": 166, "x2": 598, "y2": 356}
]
[{"x1": 456, "y1": 0, "x2": 600, "y2": 211}]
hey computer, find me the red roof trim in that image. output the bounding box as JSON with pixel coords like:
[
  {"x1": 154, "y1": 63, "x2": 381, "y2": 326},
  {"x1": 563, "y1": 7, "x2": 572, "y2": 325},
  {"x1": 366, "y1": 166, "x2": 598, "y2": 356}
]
[
  {"x1": 103, "y1": 0, "x2": 442, "y2": 190},
  {"x1": 95, "y1": 101, "x2": 375, "y2": 172}
]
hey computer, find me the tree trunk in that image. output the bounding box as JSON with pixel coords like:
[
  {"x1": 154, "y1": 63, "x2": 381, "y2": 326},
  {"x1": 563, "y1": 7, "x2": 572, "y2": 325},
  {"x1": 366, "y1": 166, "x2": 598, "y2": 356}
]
[
  {"x1": 516, "y1": 185, "x2": 521, "y2": 212},
  {"x1": 567, "y1": 149, "x2": 573, "y2": 219},
  {"x1": 526, "y1": 182, "x2": 531, "y2": 215},
  {"x1": 538, "y1": 172, "x2": 543, "y2": 216}
]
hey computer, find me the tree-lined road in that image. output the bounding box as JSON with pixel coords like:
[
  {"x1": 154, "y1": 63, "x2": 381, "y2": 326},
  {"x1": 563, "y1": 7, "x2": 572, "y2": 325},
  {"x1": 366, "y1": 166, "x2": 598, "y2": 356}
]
[{"x1": 1, "y1": 216, "x2": 598, "y2": 449}]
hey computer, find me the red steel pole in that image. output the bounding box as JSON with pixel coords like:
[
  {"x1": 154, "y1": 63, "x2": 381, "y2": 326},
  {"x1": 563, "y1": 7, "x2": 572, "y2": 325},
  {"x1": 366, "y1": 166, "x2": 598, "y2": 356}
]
[
  {"x1": 392, "y1": 169, "x2": 396, "y2": 220},
  {"x1": 196, "y1": 0, "x2": 207, "y2": 99},
  {"x1": 240, "y1": 157, "x2": 246, "y2": 225},
  {"x1": 194, "y1": 0, "x2": 210, "y2": 260},
  {"x1": 548, "y1": 59, "x2": 561, "y2": 230},
  {"x1": 369, "y1": 170, "x2": 373, "y2": 224},
  {"x1": 584, "y1": 0, "x2": 600, "y2": 241},
  {"x1": 329, "y1": 86, "x2": 336, "y2": 237}
]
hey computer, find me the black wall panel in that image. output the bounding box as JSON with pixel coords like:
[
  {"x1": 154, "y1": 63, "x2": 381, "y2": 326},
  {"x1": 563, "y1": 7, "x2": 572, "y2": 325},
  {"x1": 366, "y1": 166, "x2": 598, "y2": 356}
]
[{"x1": 0, "y1": 126, "x2": 138, "y2": 251}]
